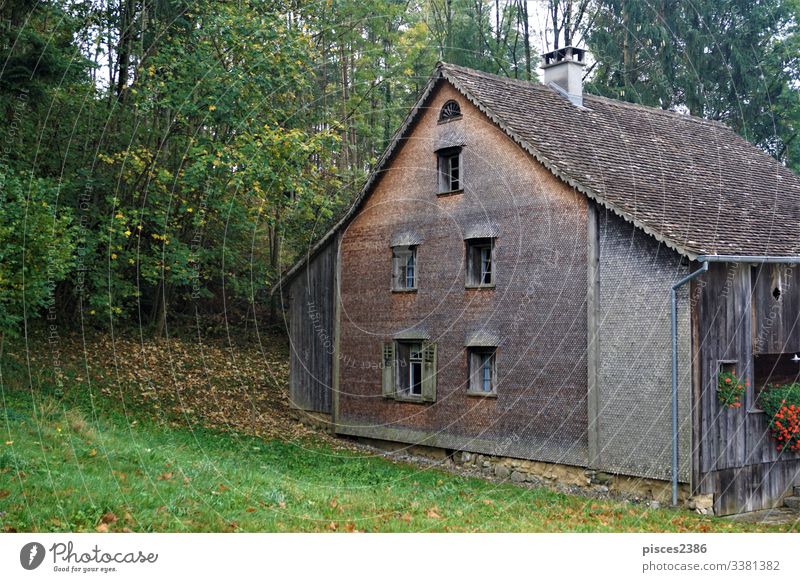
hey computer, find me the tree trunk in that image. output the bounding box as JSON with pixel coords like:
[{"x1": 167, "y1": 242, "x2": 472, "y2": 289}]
[
  {"x1": 116, "y1": 0, "x2": 135, "y2": 100},
  {"x1": 520, "y1": 0, "x2": 531, "y2": 80},
  {"x1": 269, "y1": 209, "x2": 282, "y2": 323}
]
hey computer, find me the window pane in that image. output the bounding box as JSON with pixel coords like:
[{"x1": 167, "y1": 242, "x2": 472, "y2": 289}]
[
  {"x1": 480, "y1": 246, "x2": 492, "y2": 284},
  {"x1": 411, "y1": 362, "x2": 422, "y2": 395},
  {"x1": 410, "y1": 343, "x2": 423, "y2": 395},
  {"x1": 393, "y1": 246, "x2": 417, "y2": 290},
  {"x1": 450, "y1": 155, "x2": 460, "y2": 190},
  {"x1": 481, "y1": 354, "x2": 492, "y2": 391}
]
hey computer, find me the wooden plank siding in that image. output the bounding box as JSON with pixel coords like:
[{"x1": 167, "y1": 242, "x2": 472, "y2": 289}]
[
  {"x1": 287, "y1": 239, "x2": 338, "y2": 414},
  {"x1": 696, "y1": 262, "x2": 800, "y2": 515},
  {"x1": 751, "y1": 264, "x2": 800, "y2": 355}
]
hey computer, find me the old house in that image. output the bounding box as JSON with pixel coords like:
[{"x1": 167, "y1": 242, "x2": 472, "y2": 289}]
[{"x1": 280, "y1": 48, "x2": 800, "y2": 516}]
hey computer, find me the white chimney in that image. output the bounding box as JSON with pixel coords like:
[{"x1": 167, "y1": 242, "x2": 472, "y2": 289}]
[{"x1": 541, "y1": 46, "x2": 587, "y2": 107}]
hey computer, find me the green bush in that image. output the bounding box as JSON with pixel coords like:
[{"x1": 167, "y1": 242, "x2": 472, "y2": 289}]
[{"x1": 0, "y1": 164, "x2": 75, "y2": 332}]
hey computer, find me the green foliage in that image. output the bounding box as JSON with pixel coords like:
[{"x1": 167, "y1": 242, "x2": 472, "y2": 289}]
[
  {"x1": 426, "y1": 0, "x2": 538, "y2": 78},
  {"x1": 90, "y1": 0, "x2": 342, "y2": 319},
  {"x1": 0, "y1": 165, "x2": 75, "y2": 331},
  {"x1": 586, "y1": 0, "x2": 800, "y2": 171},
  {"x1": 716, "y1": 370, "x2": 745, "y2": 408},
  {"x1": 760, "y1": 383, "x2": 800, "y2": 418}
]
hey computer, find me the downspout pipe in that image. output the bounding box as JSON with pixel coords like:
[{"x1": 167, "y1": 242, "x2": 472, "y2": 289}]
[{"x1": 671, "y1": 261, "x2": 708, "y2": 506}]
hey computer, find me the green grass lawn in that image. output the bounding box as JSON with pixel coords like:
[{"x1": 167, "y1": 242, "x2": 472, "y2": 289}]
[
  {"x1": 1, "y1": 387, "x2": 796, "y2": 533},
  {"x1": 0, "y1": 331, "x2": 797, "y2": 533}
]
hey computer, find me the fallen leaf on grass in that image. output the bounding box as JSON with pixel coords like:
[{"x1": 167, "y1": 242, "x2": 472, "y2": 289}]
[
  {"x1": 157, "y1": 472, "x2": 173, "y2": 481},
  {"x1": 0, "y1": 490, "x2": 10, "y2": 499},
  {"x1": 95, "y1": 523, "x2": 109, "y2": 533},
  {"x1": 245, "y1": 507, "x2": 256, "y2": 513},
  {"x1": 100, "y1": 511, "x2": 117, "y2": 525},
  {"x1": 426, "y1": 508, "x2": 442, "y2": 519},
  {"x1": 328, "y1": 521, "x2": 338, "y2": 531}
]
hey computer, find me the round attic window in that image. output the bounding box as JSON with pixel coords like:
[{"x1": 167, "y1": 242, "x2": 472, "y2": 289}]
[{"x1": 439, "y1": 100, "x2": 461, "y2": 122}]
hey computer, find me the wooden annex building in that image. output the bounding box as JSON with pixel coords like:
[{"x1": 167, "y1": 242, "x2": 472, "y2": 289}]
[{"x1": 279, "y1": 48, "x2": 800, "y2": 516}]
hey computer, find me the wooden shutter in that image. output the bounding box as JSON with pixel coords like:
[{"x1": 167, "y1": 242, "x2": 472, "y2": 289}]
[
  {"x1": 391, "y1": 251, "x2": 399, "y2": 290},
  {"x1": 421, "y1": 342, "x2": 437, "y2": 402},
  {"x1": 382, "y1": 342, "x2": 396, "y2": 398},
  {"x1": 468, "y1": 350, "x2": 478, "y2": 393}
]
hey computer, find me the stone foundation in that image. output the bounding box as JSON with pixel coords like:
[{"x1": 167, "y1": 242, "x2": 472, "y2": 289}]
[
  {"x1": 290, "y1": 409, "x2": 335, "y2": 434},
  {"x1": 353, "y1": 436, "x2": 705, "y2": 512}
]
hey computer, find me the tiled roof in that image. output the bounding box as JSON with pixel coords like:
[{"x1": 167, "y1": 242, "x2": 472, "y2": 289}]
[
  {"x1": 440, "y1": 63, "x2": 800, "y2": 258},
  {"x1": 278, "y1": 62, "x2": 800, "y2": 289}
]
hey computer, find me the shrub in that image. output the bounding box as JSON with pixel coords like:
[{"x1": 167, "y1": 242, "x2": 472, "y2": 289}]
[{"x1": 0, "y1": 165, "x2": 75, "y2": 333}]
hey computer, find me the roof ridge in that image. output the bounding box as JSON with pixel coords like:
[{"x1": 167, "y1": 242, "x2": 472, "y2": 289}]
[
  {"x1": 439, "y1": 62, "x2": 552, "y2": 92},
  {"x1": 439, "y1": 61, "x2": 730, "y2": 130},
  {"x1": 582, "y1": 93, "x2": 729, "y2": 129}
]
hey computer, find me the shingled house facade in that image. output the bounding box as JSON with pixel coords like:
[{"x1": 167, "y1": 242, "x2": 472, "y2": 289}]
[{"x1": 281, "y1": 49, "x2": 800, "y2": 516}]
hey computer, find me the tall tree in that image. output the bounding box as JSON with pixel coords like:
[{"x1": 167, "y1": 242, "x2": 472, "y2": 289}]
[{"x1": 587, "y1": 0, "x2": 800, "y2": 170}]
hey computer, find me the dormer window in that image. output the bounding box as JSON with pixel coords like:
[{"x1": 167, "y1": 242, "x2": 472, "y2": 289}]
[
  {"x1": 439, "y1": 100, "x2": 461, "y2": 122},
  {"x1": 437, "y1": 146, "x2": 462, "y2": 193}
]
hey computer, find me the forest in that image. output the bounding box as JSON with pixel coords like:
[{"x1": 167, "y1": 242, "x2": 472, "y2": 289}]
[{"x1": 1, "y1": 0, "x2": 799, "y2": 335}]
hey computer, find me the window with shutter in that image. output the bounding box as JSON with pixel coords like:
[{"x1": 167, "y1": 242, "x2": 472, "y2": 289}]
[{"x1": 388, "y1": 340, "x2": 437, "y2": 403}]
